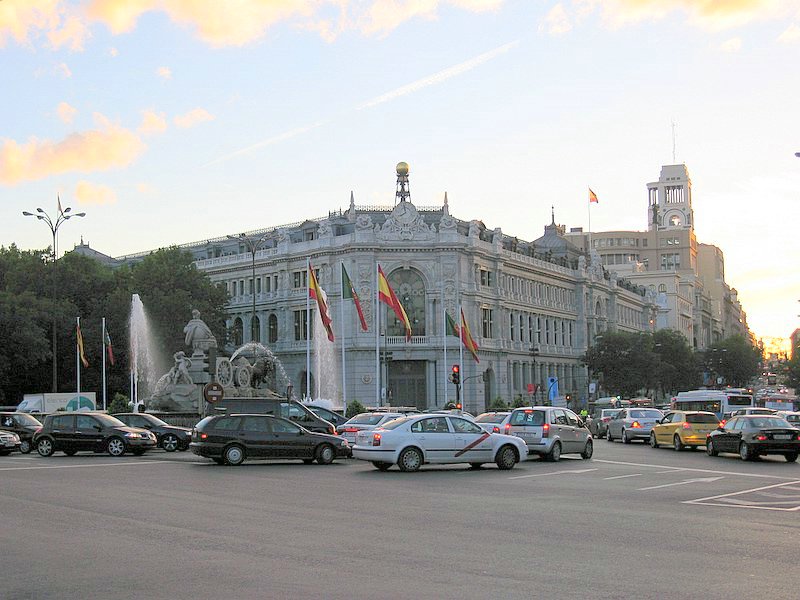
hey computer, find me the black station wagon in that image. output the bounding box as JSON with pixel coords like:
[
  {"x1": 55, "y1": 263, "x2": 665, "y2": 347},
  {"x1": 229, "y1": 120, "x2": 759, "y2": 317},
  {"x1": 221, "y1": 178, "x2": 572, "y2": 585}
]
[{"x1": 33, "y1": 412, "x2": 158, "y2": 457}]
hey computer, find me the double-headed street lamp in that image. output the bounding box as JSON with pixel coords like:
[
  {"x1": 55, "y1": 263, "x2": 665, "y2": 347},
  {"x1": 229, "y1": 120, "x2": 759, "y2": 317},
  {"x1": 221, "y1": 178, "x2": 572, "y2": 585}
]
[
  {"x1": 227, "y1": 232, "x2": 270, "y2": 343},
  {"x1": 23, "y1": 204, "x2": 87, "y2": 393}
]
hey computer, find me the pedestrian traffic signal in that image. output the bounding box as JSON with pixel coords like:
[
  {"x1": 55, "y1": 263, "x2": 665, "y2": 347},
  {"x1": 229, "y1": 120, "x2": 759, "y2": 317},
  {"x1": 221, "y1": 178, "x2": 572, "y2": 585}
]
[{"x1": 451, "y1": 364, "x2": 460, "y2": 386}]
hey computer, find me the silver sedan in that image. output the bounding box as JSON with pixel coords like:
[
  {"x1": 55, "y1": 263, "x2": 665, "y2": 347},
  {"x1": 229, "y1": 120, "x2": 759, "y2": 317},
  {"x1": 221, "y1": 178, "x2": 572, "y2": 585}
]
[{"x1": 607, "y1": 408, "x2": 664, "y2": 444}]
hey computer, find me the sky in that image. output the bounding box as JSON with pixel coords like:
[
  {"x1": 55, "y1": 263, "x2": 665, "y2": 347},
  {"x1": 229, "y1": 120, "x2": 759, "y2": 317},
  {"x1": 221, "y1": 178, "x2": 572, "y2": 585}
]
[{"x1": 2, "y1": 0, "x2": 799, "y2": 351}]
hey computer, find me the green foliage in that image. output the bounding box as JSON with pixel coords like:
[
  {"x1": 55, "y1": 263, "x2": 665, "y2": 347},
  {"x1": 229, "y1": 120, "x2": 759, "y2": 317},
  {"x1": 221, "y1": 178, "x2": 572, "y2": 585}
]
[
  {"x1": 704, "y1": 335, "x2": 762, "y2": 387},
  {"x1": 345, "y1": 399, "x2": 366, "y2": 418},
  {"x1": 583, "y1": 331, "x2": 659, "y2": 397},
  {"x1": 512, "y1": 395, "x2": 526, "y2": 408},
  {"x1": 785, "y1": 351, "x2": 800, "y2": 391},
  {"x1": 488, "y1": 396, "x2": 509, "y2": 410},
  {"x1": 107, "y1": 393, "x2": 131, "y2": 414},
  {"x1": 652, "y1": 329, "x2": 699, "y2": 395}
]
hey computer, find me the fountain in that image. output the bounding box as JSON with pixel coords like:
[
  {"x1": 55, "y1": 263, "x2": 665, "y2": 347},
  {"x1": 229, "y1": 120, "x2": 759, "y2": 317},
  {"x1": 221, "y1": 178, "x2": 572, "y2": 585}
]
[
  {"x1": 129, "y1": 294, "x2": 165, "y2": 410},
  {"x1": 312, "y1": 328, "x2": 340, "y2": 403}
]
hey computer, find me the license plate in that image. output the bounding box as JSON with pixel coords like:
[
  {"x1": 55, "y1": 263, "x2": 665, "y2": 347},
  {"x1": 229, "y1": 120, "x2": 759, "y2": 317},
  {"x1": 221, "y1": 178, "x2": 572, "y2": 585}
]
[{"x1": 773, "y1": 435, "x2": 791, "y2": 440}]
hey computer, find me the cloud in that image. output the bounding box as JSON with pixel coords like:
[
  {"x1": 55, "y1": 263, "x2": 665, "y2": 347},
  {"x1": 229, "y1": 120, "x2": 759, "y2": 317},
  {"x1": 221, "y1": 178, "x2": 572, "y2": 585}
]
[
  {"x1": 139, "y1": 110, "x2": 167, "y2": 134},
  {"x1": 56, "y1": 62, "x2": 72, "y2": 78},
  {"x1": 75, "y1": 180, "x2": 117, "y2": 205},
  {"x1": 0, "y1": 0, "x2": 61, "y2": 47},
  {"x1": 0, "y1": 113, "x2": 146, "y2": 185},
  {"x1": 360, "y1": 0, "x2": 502, "y2": 35},
  {"x1": 778, "y1": 23, "x2": 800, "y2": 43},
  {"x1": 57, "y1": 102, "x2": 78, "y2": 124},
  {"x1": 136, "y1": 182, "x2": 157, "y2": 195},
  {"x1": 718, "y1": 36, "x2": 742, "y2": 52},
  {"x1": 47, "y1": 14, "x2": 91, "y2": 50},
  {"x1": 156, "y1": 66, "x2": 172, "y2": 79},
  {"x1": 174, "y1": 108, "x2": 215, "y2": 128},
  {"x1": 205, "y1": 119, "x2": 327, "y2": 166},
  {"x1": 109, "y1": 46, "x2": 118, "y2": 56},
  {"x1": 541, "y1": 3, "x2": 573, "y2": 35},
  {"x1": 357, "y1": 39, "x2": 519, "y2": 110}
]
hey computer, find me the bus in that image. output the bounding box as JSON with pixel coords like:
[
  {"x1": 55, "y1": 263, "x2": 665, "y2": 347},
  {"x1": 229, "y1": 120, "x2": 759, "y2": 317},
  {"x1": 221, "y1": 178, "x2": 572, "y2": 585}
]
[{"x1": 672, "y1": 389, "x2": 753, "y2": 420}]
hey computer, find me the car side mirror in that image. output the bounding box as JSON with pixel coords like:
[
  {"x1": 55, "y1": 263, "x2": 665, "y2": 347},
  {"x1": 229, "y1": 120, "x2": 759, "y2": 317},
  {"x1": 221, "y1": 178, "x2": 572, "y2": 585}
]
[{"x1": 94, "y1": 425, "x2": 102, "y2": 431}]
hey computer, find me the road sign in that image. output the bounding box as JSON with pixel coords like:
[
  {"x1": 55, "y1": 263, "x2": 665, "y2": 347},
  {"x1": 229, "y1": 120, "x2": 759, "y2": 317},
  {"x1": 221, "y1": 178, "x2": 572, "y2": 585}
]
[{"x1": 203, "y1": 382, "x2": 224, "y2": 404}]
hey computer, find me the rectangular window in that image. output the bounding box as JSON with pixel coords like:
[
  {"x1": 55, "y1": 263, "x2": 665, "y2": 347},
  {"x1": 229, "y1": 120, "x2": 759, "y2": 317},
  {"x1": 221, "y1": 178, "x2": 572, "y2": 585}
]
[
  {"x1": 481, "y1": 308, "x2": 493, "y2": 339},
  {"x1": 480, "y1": 269, "x2": 493, "y2": 287},
  {"x1": 256, "y1": 278, "x2": 262, "y2": 294},
  {"x1": 294, "y1": 310, "x2": 309, "y2": 340},
  {"x1": 536, "y1": 317, "x2": 542, "y2": 344},
  {"x1": 293, "y1": 271, "x2": 307, "y2": 288},
  {"x1": 273, "y1": 275, "x2": 279, "y2": 291},
  {"x1": 239, "y1": 280, "x2": 244, "y2": 296},
  {"x1": 510, "y1": 313, "x2": 515, "y2": 341},
  {"x1": 248, "y1": 278, "x2": 253, "y2": 294},
  {"x1": 545, "y1": 319, "x2": 550, "y2": 344},
  {"x1": 264, "y1": 277, "x2": 271, "y2": 293}
]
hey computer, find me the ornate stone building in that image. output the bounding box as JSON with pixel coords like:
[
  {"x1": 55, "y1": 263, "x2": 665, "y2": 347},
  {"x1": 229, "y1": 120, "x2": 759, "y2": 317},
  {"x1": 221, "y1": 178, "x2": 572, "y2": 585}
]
[{"x1": 117, "y1": 163, "x2": 657, "y2": 413}]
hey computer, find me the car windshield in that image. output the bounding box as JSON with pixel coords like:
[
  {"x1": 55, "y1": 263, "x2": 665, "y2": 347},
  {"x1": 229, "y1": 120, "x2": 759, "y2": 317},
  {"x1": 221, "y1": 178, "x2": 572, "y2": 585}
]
[
  {"x1": 14, "y1": 414, "x2": 42, "y2": 426},
  {"x1": 629, "y1": 410, "x2": 662, "y2": 419},
  {"x1": 747, "y1": 417, "x2": 790, "y2": 429},
  {"x1": 380, "y1": 417, "x2": 412, "y2": 430},
  {"x1": 347, "y1": 413, "x2": 388, "y2": 425},
  {"x1": 786, "y1": 415, "x2": 800, "y2": 423},
  {"x1": 601, "y1": 410, "x2": 619, "y2": 418},
  {"x1": 94, "y1": 413, "x2": 126, "y2": 427},
  {"x1": 686, "y1": 413, "x2": 719, "y2": 424},
  {"x1": 145, "y1": 415, "x2": 168, "y2": 426},
  {"x1": 475, "y1": 413, "x2": 507, "y2": 423}
]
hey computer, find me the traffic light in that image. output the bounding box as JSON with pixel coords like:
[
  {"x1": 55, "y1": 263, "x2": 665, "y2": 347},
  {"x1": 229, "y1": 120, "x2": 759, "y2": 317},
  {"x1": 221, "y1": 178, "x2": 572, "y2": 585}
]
[
  {"x1": 565, "y1": 393, "x2": 572, "y2": 404},
  {"x1": 451, "y1": 364, "x2": 460, "y2": 386}
]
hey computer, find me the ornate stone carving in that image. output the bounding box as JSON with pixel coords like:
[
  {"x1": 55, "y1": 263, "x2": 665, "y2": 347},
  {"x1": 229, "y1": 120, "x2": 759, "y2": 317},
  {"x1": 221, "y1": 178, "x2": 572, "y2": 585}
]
[
  {"x1": 355, "y1": 214, "x2": 373, "y2": 231},
  {"x1": 439, "y1": 214, "x2": 457, "y2": 232},
  {"x1": 377, "y1": 201, "x2": 435, "y2": 241}
]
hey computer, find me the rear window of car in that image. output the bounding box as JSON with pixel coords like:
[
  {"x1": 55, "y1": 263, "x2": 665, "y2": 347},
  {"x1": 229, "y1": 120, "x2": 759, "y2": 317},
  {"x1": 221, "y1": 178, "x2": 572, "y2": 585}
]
[
  {"x1": 475, "y1": 413, "x2": 508, "y2": 423},
  {"x1": 748, "y1": 417, "x2": 790, "y2": 429},
  {"x1": 630, "y1": 410, "x2": 662, "y2": 419},
  {"x1": 348, "y1": 413, "x2": 387, "y2": 425},
  {"x1": 786, "y1": 415, "x2": 800, "y2": 423},
  {"x1": 510, "y1": 410, "x2": 545, "y2": 426},
  {"x1": 601, "y1": 410, "x2": 619, "y2": 418},
  {"x1": 686, "y1": 413, "x2": 719, "y2": 424},
  {"x1": 195, "y1": 416, "x2": 216, "y2": 430}
]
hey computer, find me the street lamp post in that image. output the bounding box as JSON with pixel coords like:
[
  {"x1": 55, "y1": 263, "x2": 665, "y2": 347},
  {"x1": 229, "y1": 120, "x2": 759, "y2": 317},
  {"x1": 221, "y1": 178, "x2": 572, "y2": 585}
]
[
  {"x1": 529, "y1": 345, "x2": 540, "y2": 403},
  {"x1": 22, "y1": 205, "x2": 86, "y2": 393},
  {"x1": 228, "y1": 232, "x2": 270, "y2": 343}
]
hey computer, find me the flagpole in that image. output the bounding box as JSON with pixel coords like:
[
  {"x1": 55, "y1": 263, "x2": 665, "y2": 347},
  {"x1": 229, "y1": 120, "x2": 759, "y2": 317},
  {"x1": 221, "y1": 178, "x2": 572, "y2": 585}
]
[
  {"x1": 102, "y1": 317, "x2": 107, "y2": 411},
  {"x1": 76, "y1": 317, "x2": 81, "y2": 399},
  {"x1": 306, "y1": 257, "x2": 311, "y2": 400},
  {"x1": 340, "y1": 261, "x2": 347, "y2": 413},
  {"x1": 588, "y1": 187, "x2": 592, "y2": 255},
  {"x1": 375, "y1": 263, "x2": 380, "y2": 406},
  {"x1": 442, "y1": 292, "x2": 448, "y2": 407},
  {"x1": 458, "y1": 305, "x2": 464, "y2": 411}
]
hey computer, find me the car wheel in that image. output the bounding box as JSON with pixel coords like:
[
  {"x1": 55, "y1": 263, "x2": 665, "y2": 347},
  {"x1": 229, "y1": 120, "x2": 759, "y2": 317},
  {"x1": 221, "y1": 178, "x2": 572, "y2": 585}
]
[
  {"x1": 316, "y1": 444, "x2": 335, "y2": 465},
  {"x1": 107, "y1": 437, "x2": 126, "y2": 457},
  {"x1": 372, "y1": 461, "x2": 391, "y2": 471},
  {"x1": 547, "y1": 441, "x2": 562, "y2": 462},
  {"x1": 623, "y1": 429, "x2": 633, "y2": 444},
  {"x1": 649, "y1": 432, "x2": 659, "y2": 449},
  {"x1": 398, "y1": 447, "x2": 423, "y2": 472},
  {"x1": 495, "y1": 445, "x2": 517, "y2": 470},
  {"x1": 132, "y1": 449, "x2": 146, "y2": 456},
  {"x1": 581, "y1": 439, "x2": 593, "y2": 460},
  {"x1": 673, "y1": 435, "x2": 684, "y2": 452},
  {"x1": 706, "y1": 439, "x2": 718, "y2": 456},
  {"x1": 161, "y1": 434, "x2": 179, "y2": 452},
  {"x1": 19, "y1": 439, "x2": 32, "y2": 454},
  {"x1": 63, "y1": 449, "x2": 78, "y2": 456},
  {"x1": 302, "y1": 459, "x2": 314, "y2": 465},
  {"x1": 37, "y1": 438, "x2": 54, "y2": 457},
  {"x1": 739, "y1": 442, "x2": 751, "y2": 461},
  {"x1": 223, "y1": 444, "x2": 245, "y2": 466},
  {"x1": 785, "y1": 453, "x2": 798, "y2": 463}
]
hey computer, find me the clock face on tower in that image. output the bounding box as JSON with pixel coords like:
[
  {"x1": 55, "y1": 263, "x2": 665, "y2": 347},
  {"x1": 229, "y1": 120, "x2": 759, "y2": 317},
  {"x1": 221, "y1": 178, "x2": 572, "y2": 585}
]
[{"x1": 669, "y1": 215, "x2": 682, "y2": 227}]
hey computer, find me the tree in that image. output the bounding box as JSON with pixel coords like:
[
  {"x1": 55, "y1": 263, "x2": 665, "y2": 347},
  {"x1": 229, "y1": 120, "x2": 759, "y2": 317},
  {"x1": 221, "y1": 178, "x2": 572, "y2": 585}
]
[
  {"x1": 583, "y1": 331, "x2": 659, "y2": 398},
  {"x1": 345, "y1": 399, "x2": 365, "y2": 418},
  {"x1": 652, "y1": 329, "x2": 699, "y2": 395},
  {"x1": 704, "y1": 335, "x2": 762, "y2": 388}
]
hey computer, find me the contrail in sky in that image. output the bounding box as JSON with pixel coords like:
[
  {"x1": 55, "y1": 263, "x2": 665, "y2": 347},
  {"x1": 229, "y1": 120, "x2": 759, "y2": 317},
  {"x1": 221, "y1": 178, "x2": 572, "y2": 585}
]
[
  {"x1": 357, "y1": 40, "x2": 520, "y2": 110},
  {"x1": 206, "y1": 40, "x2": 519, "y2": 166}
]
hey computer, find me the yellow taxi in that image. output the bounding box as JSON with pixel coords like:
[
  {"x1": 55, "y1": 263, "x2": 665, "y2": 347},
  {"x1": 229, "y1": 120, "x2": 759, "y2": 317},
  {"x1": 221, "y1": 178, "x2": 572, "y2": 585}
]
[{"x1": 649, "y1": 411, "x2": 721, "y2": 451}]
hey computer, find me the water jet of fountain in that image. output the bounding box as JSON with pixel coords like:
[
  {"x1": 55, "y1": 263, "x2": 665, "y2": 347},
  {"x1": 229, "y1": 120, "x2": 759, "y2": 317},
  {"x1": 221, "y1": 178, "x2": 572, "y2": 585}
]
[{"x1": 129, "y1": 294, "x2": 164, "y2": 411}]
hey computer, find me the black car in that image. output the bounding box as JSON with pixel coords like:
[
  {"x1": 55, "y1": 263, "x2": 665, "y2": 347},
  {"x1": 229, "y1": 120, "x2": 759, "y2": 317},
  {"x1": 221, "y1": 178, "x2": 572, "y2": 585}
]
[
  {"x1": 0, "y1": 430, "x2": 21, "y2": 455},
  {"x1": 115, "y1": 413, "x2": 192, "y2": 452},
  {"x1": 308, "y1": 405, "x2": 347, "y2": 428},
  {"x1": 33, "y1": 412, "x2": 158, "y2": 457},
  {"x1": 0, "y1": 412, "x2": 42, "y2": 454},
  {"x1": 190, "y1": 413, "x2": 351, "y2": 466},
  {"x1": 209, "y1": 398, "x2": 336, "y2": 435},
  {"x1": 706, "y1": 415, "x2": 800, "y2": 462}
]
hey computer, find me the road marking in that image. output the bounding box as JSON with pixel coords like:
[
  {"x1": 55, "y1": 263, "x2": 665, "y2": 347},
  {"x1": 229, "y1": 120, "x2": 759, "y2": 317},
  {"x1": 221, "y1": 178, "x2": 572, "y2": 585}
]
[
  {"x1": 684, "y1": 480, "x2": 800, "y2": 512},
  {"x1": 638, "y1": 476, "x2": 723, "y2": 491},
  {"x1": 594, "y1": 459, "x2": 797, "y2": 480},
  {"x1": 654, "y1": 468, "x2": 686, "y2": 473},
  {"x1": 0, "y1": 461, "x2": 171, "y2": 472},
  {"x1": 603, "y1": 473, "x2": 642, "y2": 480},
  {"x1": 509, "y1": 468, "x2": 597, "y2": 480}
]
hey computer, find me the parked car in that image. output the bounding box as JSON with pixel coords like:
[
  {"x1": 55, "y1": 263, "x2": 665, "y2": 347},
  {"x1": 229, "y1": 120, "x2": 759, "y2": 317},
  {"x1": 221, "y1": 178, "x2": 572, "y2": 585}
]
[
  {"x1": 337, "y1": 412, "x2": 404, "y2": 445},
  {"x1": 606, "y1": 408, "x2": 664, "y2": 444},
  {"x1": 650, "y1": 411, "x2": 720, "y2": 450},
  {"x1": 114, "y1": 413, "x2": 193, "y2": 452},
  {"x1": 0, "y1": 430, "x2": 21, "y2": 455},
  {"x1": 474, "y1": 411, "x2": 512, "y2": 434},
  {"x1": 587, "y1": 409, "x2": 619, "y2": 439},
  {"x1": 190, "y1": 413, "x2": 350, "y2": 466},
  {"x1": 209, "y1": 398, "x2": 336, "y2": 434},
  {"x1": 0, "y1": 412, "x2": 42, "y2": 454},
  {"x1": 33, "y1": 412, "x2": 157, "y2": 457},
  {"x1": 352, "y1": 413, "x2": 527, "y2": 472},
  {"x1": 778, "y1": 411, "x2": 800, "y2": 426},
  {"x1": 506, "y1": 406, "x2": 593, "y2": 462},
  {"x1": 706, "y1": 415, "x2": 800, "y2": 462},
  {"x1": 307, "y1": 405, "x2": 348, "y2": 428}
]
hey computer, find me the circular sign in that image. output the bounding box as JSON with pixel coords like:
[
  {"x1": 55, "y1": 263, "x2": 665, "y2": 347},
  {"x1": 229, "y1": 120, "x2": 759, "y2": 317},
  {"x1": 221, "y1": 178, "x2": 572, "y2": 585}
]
[{"x1": 203, "y1": 382, "x2": 224, "y2": 404}]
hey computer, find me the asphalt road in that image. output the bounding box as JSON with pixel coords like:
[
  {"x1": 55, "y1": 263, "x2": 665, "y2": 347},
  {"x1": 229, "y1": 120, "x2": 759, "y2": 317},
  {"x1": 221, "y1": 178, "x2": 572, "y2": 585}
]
[{"x1": 2, "y1": 440, "x2": 799, "y2": 600}]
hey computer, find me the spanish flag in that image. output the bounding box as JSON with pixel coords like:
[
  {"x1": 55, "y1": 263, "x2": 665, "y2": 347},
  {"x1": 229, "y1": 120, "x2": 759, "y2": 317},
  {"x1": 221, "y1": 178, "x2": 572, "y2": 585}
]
[
  {"x1": 77, "y1": 321, "x2": 89, "y2": 368},
  {"x1": 589, "y1": 188, "x2": 599, "y2": 204},
  {"x1": 460, "y1": 308, "x2": 480, "y2": 364},
  {"x1": 378, "y1": 265, "x2": 412, "y2": 341},
  {"x1": 309, "y1": 263, "x2": 335, "y2": 342}
]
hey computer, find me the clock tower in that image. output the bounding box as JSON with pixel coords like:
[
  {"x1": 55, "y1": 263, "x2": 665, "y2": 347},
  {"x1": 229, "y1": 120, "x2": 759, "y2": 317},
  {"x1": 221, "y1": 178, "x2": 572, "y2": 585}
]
[{"x1": 647, "y1": 164, "x2": 694, "y2": 232}]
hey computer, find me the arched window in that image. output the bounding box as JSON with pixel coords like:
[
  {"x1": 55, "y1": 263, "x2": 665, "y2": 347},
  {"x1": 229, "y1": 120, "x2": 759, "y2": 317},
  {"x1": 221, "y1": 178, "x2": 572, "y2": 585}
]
[
  {"x1": 268, "y1": 314, "x2": 278, "y2": 343},
  {"x1": 658, "y1": 284, "x2": 667, "y2": 293},
  {"x1": 385, "y1": 268, "x2": 427, "y2": 337},
  {"x1": 232, "y1": 317, "x2": 244, "y2": 347},
  {"x1": 251, "y1": 315, "x2": 260, "y2": 343}
]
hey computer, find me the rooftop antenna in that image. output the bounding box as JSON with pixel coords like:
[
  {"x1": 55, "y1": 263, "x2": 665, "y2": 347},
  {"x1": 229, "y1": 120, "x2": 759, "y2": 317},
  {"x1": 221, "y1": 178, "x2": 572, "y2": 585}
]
[{"x1": 671, "y1": 120, "x2": 677, "y2": 163}]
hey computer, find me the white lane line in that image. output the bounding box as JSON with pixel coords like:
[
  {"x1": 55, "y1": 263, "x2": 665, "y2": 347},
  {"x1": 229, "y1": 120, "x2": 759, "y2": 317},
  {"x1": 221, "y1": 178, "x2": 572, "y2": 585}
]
[
  {"x1": 0, "y1": 461, "x2": 170, "y2": 472},
  {"x1": 603, "y1": 473, "x2": 642, "y2": 480},
  {"x1": 594, "y1": 459, "x2": 797, "y2": 480},
  {"x1": 684, "y1": 480, "x2": 800, "y2": 512},
  {"x1": 509, "y1": 468, "x2": 597, "y2": 480},
  {"x1": 638, "y1": 476, "x2": 723, "y2": 491},
  {"x1": 654, "y1": 468, "x2": 686, "y2": 473}
]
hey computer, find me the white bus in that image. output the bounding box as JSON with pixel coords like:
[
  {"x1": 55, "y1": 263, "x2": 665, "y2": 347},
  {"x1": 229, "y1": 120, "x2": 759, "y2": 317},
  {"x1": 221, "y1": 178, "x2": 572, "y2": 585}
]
[{"x1": 672, "y1": 389, "x2": 753, "y2": 420}]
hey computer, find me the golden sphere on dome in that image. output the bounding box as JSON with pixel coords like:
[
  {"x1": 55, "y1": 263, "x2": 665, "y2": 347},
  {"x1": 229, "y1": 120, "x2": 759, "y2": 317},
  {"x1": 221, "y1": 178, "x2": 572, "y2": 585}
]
[{"x1": 396, "y1": 162, "x2": 409, "y2": 176}]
